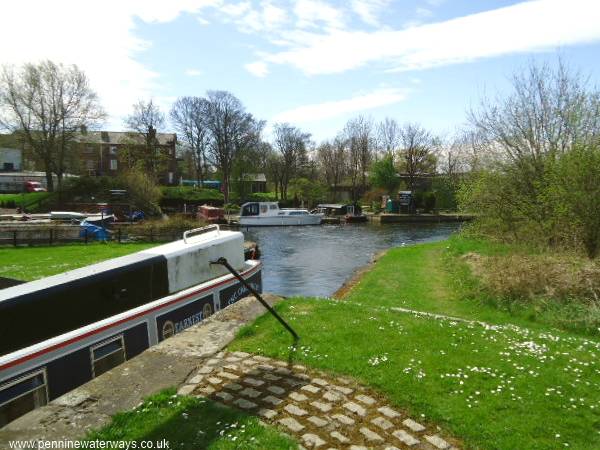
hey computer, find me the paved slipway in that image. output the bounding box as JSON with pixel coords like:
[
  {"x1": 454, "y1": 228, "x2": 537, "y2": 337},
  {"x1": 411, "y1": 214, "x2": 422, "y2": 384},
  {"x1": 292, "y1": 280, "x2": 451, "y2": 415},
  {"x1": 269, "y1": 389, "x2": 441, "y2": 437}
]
[
  {"x1": 180, "y1": 351, "x2": 460, "y2": 450},
  {"x1": 0, "y1": 295, "x2": 460, "y2": 449}
]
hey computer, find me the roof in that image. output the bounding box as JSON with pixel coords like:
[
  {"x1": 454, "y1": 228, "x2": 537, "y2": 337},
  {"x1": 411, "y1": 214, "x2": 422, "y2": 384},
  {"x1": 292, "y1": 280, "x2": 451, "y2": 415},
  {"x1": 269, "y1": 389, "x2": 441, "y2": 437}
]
[
  {"x1": 241, "y1": 173, "x2": 266, "y2": 182},
  {"x1": 76, "y1": 131, "x2": 177, "y2": 146}
]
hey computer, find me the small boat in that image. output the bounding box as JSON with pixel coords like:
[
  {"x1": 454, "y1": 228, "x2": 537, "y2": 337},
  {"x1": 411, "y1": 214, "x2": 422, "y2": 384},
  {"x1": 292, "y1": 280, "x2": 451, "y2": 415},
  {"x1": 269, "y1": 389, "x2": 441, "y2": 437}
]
[
  {"x1": 240, "y1": 202, "x2": 323, "y2": 226},
  {"x1": 316, "y1": 204, "x2": 367, "y2": 223},
  {"x1": 84, "y1": 213, "x2": 116, "y2": 225}
]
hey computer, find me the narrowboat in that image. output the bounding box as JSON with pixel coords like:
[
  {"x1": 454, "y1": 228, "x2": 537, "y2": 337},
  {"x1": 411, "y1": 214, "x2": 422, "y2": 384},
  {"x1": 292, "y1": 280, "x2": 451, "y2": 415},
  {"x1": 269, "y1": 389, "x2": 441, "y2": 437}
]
[
  {"x1": 239, "y1": 202, "x2": 323, "y2": 226},
  {"x1": 0, "y1": 225, "x2": 261, "y2": 427}
]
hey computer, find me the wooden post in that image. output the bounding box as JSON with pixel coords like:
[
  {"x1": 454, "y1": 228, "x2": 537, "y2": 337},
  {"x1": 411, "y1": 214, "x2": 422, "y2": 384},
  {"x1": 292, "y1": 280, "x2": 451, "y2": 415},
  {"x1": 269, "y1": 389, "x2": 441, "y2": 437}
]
[
  {"x1": 85, "y1": 228, "x2": 88, "y2": 244},
  {"x1": 49, "y1": 229, "x2": 53, "y2": 245},
  {"x1": 118, "y1": 228, "x2": 122, "y2": 243},
  {"x1": 13, "y1": 230, "x2": 17, "y2": 247}
]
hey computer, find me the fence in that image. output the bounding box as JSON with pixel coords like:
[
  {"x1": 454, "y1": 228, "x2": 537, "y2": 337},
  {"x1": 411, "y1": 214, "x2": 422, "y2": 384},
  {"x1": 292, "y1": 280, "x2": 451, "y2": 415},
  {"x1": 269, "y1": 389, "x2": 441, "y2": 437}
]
[{"x1": 0, "y1": 224, "x2": 240, "y2": 247}]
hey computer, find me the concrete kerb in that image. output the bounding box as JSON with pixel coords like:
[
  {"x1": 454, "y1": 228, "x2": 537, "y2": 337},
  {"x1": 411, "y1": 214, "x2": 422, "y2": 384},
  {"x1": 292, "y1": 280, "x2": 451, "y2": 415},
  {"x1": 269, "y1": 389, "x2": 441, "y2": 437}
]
[{"x1": 0, "y1": 294, "x2": 284, "y2": 444}]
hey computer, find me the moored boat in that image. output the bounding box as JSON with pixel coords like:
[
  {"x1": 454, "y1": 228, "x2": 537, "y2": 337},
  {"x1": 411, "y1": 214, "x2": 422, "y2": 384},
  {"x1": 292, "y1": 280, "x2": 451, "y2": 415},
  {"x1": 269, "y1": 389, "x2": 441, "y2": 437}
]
[
  {"x1": 240, "y1": 202, "x2": 323, "y2": 226},
  {"x1": 0, "y1": 225, "x2": 261, "y2": 426}
]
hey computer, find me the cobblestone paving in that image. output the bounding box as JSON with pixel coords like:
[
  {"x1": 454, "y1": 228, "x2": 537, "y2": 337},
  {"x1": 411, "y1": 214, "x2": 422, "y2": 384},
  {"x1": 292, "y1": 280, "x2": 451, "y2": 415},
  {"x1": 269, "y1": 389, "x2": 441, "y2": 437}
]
[{"x1": 178, "y1": 351, "x2": 460, "y2": 450}]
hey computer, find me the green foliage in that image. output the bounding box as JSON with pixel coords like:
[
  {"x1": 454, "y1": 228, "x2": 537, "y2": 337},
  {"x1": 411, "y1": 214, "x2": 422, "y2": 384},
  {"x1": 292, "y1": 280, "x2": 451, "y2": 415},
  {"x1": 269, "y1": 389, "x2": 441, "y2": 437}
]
[
  {"x1": 289, "y1": 177, "x2": 326, "y2": 208},
  {"x1": 160, "y1": 186, "x2": 224, "y2": 202},
  {"x1": 369, "y1": 155, "x2": 399, "y2": 194},
  {"x1": 545, "y1": 144, "x2": 600, "y2": 258},
  {"x1": 423, "y1": 192, "x2": 436, "y2": 212},
  {"x1": 0, "y1": 192, "x2": 53, "y2": 210},
  {"x1": 431, "y1": 176, "x2": 458, "y2": 210},
  {"x1": 119, "y1": 170, "x2": 162, "y2": 215},
  {"x1": 245, "y1": 192, "x2": 278, "y2": 202}
]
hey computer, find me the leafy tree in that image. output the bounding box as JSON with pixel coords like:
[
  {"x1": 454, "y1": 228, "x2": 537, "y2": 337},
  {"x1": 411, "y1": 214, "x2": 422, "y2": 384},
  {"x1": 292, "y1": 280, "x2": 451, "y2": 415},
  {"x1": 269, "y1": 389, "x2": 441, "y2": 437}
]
[
  {"x1": 369, "y1": 155, "x2": 399, "y2": 194},
  {"x1": 289, "y1": 177, "x2": 325, "y2": 209},
  {"x1": 273, "y1": 123, "x2": 310, "y2": 199},
  {"x1": 545, "y1": 144, "x2": 600, "y2": 258}
]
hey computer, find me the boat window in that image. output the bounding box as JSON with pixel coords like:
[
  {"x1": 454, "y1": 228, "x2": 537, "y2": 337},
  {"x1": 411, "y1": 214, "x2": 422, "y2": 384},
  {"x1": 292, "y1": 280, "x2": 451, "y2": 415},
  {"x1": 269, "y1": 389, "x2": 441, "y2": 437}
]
[
  {"x1": 260, "y1": 204, "x2": 268, "y2": 214},
  {"x1": 241, "y1": 203, "x2": 259, "y2": 216},
  {"x1": 289, "y1": 211, "x2": 308, "y2": 215},
  {"x1": 269, "y1": 204, "x2": 278, "y2": 210},
  {"x1": 91, "y1": 335, "x2": 126, "y2": 378},
  {"x1": 0, "y1": 370, "x2": 48, "y2": 427}
]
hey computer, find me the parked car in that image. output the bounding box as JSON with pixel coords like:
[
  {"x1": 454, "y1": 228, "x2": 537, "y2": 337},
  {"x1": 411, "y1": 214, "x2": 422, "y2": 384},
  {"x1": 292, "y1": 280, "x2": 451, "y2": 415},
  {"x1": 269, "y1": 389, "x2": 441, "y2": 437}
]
[{"x1": 24, "y1": 181, "x2": 46, "y2": 192}]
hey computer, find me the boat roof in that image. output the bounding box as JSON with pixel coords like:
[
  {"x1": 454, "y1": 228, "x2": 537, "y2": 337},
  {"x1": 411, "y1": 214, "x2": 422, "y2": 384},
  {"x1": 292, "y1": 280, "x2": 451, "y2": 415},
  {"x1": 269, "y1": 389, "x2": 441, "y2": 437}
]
[
  {"x1": 317, "y1": 204, "x2": 346, "y2": 208},
  {"x1": 0, "y1": 229, "x2": 243, "y2": 304}
]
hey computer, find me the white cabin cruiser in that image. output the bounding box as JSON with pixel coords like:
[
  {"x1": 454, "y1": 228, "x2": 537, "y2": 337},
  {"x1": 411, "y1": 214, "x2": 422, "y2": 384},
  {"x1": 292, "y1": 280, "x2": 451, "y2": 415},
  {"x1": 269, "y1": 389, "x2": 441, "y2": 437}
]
[{"x1": 240, "y1": 202, "x2": 323, "y2": 226}]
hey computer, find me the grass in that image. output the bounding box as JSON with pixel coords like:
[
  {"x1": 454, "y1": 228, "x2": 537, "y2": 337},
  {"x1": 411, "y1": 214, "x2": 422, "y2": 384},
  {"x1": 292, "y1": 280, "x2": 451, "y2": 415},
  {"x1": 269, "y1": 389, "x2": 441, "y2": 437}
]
[
  {"x1": 0, "y1": 242, "x2": 157, "y2": 281},
  {"x1": 161, "y1": 186, "x2": 224, "y2": 202},
  {"x1": 0, "y1": 192, "x2": 52, "y2": 209},
  {"x1": 229, "y1": 237, "x2": 600, "y2": 450},
  {"x1": 86, "y1": 388, "x2": 297, "y2": 450}
]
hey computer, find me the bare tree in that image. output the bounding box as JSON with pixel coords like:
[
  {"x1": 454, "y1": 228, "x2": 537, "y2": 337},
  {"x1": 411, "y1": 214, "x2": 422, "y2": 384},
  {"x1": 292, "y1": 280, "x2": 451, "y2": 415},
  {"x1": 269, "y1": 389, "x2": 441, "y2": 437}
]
[
  {"x1": 0, "y1": 61, "x2": 105, "y2": 191},
  {"x1": 272, "y1": 123, "x2": 311, "y2": 199},
  {"x1": 170, "y1": 96, "x2": 209, "y2": 185},
  {"x1": 344, "y1": 116, "x2": 373, "y2": 199},
  {"x1": 203, "y1": 90, "x2": 260, "y2": 204},
  {"x1": 377, "y1": 117, "x2": 400, "y2": 162},
  {"x1": 398, "y1": 123, "x2": 438, "y2": 191},
  {"x1": 469, "y1": 59, "x2": 600, "y2": 191},
  {"x1": 317, "y1": 138, "x2": 346, "y2": 201},
  {"x1": 124, "y1": 99, "x2": 167, "y2": 178}
]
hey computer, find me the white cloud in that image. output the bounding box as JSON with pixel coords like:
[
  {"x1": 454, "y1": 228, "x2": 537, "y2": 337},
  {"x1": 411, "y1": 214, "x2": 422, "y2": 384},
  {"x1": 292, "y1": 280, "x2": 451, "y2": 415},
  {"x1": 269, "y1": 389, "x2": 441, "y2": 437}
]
[
  {"x1": 0, "y1": 0, "x2": 218, "y2": 129},
  {"x1": 245, "y1": 61, "x2": 269, "y2": 77},
  {"x1": 294, "y1": 0, "x2": 345, "y2": 30},
  {"x1": 272, "y1": 88, "x2": 409, "y2": 123},
  {"x1": 260, "y1": 0, "x2": 600, "y2": 75},
  {"x1": 185, "y1": 68, "x2": 203, "y2": 76},
  {"x1": 351, "y1": 0, "x2": 390, "y2": 27}
]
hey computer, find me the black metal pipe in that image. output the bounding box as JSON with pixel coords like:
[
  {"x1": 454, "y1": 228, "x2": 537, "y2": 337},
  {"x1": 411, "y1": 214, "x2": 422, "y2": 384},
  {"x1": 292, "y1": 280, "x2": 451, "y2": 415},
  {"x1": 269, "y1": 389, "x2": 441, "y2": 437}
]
[{"x1": 210, "y1": 257, "x2": 299, "y2": 340}]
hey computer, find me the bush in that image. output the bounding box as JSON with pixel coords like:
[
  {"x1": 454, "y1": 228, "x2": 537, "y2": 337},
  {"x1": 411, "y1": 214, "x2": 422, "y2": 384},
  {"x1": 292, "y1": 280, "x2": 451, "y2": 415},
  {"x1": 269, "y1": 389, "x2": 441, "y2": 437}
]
[
  {"x1": 244, "y1": 192, "x2": 278, "y2": 202},
  {"x1": 161, "y1": 186, "x2": 223, "y2": 202}
]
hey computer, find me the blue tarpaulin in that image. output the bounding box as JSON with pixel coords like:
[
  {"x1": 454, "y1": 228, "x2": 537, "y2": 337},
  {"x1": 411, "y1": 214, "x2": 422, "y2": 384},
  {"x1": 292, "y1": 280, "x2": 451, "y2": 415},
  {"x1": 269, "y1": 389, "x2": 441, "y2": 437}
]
[{"x1": 79, "y1": 221, "x2": 110, "y2": 241}]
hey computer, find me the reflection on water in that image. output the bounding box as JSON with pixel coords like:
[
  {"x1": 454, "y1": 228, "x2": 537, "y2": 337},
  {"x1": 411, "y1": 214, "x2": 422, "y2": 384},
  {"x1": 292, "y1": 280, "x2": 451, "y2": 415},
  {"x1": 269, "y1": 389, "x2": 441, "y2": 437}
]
[{"x1": 243, "y1": 222, "x2": 462, "y2": 298}]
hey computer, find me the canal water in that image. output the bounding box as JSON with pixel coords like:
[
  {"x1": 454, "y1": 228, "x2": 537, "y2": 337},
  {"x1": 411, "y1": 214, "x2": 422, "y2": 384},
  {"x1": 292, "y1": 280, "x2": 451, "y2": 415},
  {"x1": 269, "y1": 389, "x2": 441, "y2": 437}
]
[{"x1": 243, "y1": 222, "x2": 462, "y2": 297}]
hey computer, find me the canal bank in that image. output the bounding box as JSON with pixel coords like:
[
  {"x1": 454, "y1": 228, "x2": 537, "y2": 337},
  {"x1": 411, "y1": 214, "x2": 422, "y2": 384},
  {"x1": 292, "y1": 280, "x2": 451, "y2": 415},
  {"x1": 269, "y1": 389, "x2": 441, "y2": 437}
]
[
  {"x1": 243, "y1": 222, "x2": 461, "y2": 297},
  {"x1": 229, "y1": 238, "x2": 600, "y2": 450}
]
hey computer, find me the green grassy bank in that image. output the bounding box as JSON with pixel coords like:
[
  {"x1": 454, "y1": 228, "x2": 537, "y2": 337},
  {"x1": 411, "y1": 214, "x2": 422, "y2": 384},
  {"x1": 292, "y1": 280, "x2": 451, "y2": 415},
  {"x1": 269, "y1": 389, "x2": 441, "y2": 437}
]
[
  {"x1": 0, "y1": 242, "x2": 157, "y2": 281},
  {"x1": 227, "y1": 238, "x2": 600, "y2": 450}
]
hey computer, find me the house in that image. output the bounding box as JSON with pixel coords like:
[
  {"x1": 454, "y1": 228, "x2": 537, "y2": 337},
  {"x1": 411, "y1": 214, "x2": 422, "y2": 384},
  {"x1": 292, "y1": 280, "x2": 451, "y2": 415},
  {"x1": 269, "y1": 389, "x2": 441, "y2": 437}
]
[
  {"x1": 1, "y1": 129, "x2": 179, "y2": 185},
  {"x1": 239, "y1": 173, "x2": 267, "y2": 193},
  {"x1": 76, "y1": 129, "x2": 178, "y2": 185},
  {"x1": 0, "y1": 147, "x2": 22, "y2": 172}
]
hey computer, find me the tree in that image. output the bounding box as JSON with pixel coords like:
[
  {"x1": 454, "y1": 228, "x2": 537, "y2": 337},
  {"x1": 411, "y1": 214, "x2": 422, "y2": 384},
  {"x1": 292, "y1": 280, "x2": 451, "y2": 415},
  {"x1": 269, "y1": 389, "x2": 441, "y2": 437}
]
[
  {"x1": 317, "y1": 138, "x2": 346, "y2": 201},
  {"x1": 289, "y1": 177, "x2": 326, "y2": 209},
  {"x1": 546, "y1": 144, "x2": 600, "y2": 258},
  {"x1": 377, "y1": 117, "x2": 400, "y2": 162},
  {"x1": 0, "y1": 60, "x2": 105, "y2": 191},
  {"x1": 170, "y1": 96, "x2": 209, "y2": 185},
  {"x1": 123, "y1": 99, "x2": 166, "y2": 179},
  {"x1": 344, "y1": 116, "x2": 373, "y2": 198},
  {"x1": 468, "y1": 59, "x2": 600, "y2": 224},
  {"x1": 203, "y1": 90, "x2": 261, "y2": 204},
  {"x1": 273, "y1": 123, "x2": 311, "y2": 200},
  {"x1": 398, "y1": 123, "x2": 438, "y2": 191},
  {"x1": 369, "y1": 155, "x2": 399, "y2": 194}
]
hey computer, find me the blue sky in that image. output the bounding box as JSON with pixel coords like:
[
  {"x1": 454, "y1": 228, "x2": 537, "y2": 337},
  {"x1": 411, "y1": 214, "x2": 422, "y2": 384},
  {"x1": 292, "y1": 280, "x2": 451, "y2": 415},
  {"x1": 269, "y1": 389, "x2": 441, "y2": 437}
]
[{"x1": 2, "y1": 0, "x2": 600, "y2": 142}]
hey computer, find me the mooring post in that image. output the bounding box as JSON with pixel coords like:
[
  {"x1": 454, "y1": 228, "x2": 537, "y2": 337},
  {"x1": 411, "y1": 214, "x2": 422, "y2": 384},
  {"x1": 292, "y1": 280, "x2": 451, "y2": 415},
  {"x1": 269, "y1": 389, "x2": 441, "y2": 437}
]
[
  {"x1": 13, "y1": 230, "x2": 17, "y2": 247},
  {"x1": 210, "y1": 257, "x2": 299, "y2": 341}
]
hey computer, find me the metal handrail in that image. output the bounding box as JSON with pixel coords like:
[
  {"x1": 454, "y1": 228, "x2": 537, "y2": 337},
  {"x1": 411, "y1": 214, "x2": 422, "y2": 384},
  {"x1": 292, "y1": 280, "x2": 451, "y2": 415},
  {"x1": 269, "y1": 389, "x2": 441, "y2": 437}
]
[
  {"x1": 210, "y1": 257, "x2": 299, "y2": 341},
  {"x1": 183, "y1": 224, "x2": 220, "y2": 243}
]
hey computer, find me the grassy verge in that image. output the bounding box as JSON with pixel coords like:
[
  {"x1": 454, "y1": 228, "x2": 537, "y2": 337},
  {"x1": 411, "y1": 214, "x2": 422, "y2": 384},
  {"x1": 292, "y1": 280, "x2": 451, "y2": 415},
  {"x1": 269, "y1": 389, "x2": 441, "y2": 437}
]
[
  {"x1": 0, "y1": 242, "x2": 157, "y2": 281},
  {"x1": 0, "y1": 192, "x2": 53, "y2": 209},
  {"x1": 86, "y1": 389, "x2": 297, "y2": 449},
  {"x1": 229, "y1": 238, "x2": 600, "y2": 450}
]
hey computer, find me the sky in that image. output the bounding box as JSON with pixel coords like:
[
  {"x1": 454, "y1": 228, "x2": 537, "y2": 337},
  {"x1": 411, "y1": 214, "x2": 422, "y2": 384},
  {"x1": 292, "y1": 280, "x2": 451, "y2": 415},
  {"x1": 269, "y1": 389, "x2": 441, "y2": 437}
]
[{"x1": 1, "y1": 0, "x2": 600, "y2": 143}]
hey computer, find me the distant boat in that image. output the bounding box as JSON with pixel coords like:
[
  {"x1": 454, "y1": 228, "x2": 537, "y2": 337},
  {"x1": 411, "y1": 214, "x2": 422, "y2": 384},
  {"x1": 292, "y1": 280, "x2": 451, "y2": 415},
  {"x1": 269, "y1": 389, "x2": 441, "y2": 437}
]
[
  {"x1": 315, "y1": 203, "x2": 367, "y2": 223},
  {"x1": 240, "y1": 202, "x2": 323, "y2": 226}
]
